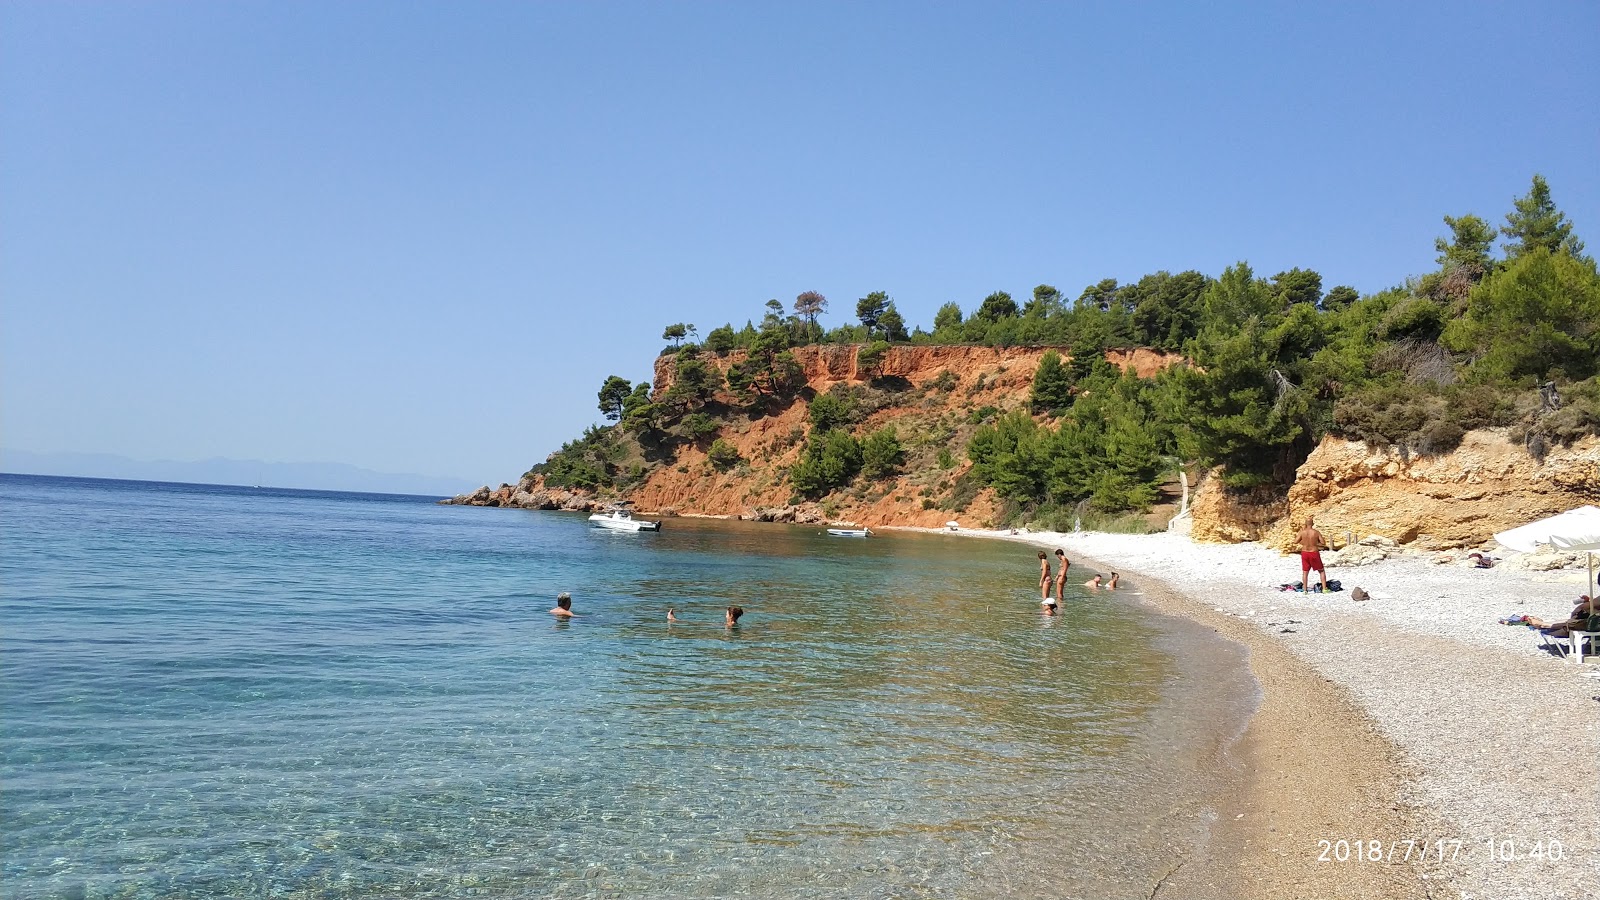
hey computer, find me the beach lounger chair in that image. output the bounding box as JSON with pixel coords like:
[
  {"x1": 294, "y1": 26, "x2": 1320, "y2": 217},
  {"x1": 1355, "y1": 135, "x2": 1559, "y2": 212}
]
[
  {"x1": 1571, "y1": 630, "x2": 1599, "y2": 664},
  {"x1": 1542, "y1": 629, "x2": 1600, "y2": 664}
]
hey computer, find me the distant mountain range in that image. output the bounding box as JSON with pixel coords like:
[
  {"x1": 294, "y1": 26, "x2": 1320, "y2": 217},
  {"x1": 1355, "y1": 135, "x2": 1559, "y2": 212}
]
[{"x1": 0, "y1": 449, "x2": 479, "y2": 497}]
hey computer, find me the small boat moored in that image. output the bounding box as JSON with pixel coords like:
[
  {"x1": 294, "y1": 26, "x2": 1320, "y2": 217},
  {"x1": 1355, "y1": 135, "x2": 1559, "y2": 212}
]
[
  {"x1": 589, "y1": 504, "x2": 661, "y2": 532},
  {"x1": 826, "y1": 528, "x2": 871, "y2": 537}
]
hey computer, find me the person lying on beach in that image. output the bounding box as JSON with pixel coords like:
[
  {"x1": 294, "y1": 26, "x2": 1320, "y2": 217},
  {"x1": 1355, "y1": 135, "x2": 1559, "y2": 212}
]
[
  {"x1": 550, "y1": 592, "x2": 580, "y2": 617},
  {"x1": 1467, "y1": 552, "x2": 1496, "y2": 569},
  {"x1": 1107, "y1": 572, "x2": 1119, "y2": 589},
  {"x1": 1524, "y1": 595, "x2": 1595, "y2": 637},
  {"x1": 1083, "y1": 574, "x2": 1103, "y2": 589}
]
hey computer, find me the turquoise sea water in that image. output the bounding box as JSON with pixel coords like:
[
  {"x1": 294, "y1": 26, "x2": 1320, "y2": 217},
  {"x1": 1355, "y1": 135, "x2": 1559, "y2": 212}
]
[{"x1": 1, "y1": 474, "x2": 1254, "y2": 899}]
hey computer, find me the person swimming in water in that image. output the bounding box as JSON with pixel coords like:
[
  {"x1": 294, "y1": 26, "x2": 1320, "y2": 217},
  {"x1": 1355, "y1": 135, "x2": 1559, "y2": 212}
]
[
  {"x1": 667, "y1": 606, "x2": 745, "y2": 626},
  {"x1": 550, "y1": 592, "x2": 579, "y2": 617},
  {"x1": 1083, "y1": 574, "x2": 1103, "y2": 590},
  {"x1": 1107, "y1": 572, "x2": 1119, "y2": 589}
]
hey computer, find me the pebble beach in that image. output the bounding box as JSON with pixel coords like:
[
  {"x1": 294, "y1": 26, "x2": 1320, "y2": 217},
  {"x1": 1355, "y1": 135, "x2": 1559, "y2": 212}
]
[{"x1": 909, "y1": 526, "x2": 1600, "y2": 900}]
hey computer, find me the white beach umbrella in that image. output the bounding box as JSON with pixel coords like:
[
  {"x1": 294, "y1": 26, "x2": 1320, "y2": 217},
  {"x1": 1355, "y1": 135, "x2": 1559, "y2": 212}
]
[{"x1": 1495, "y1": 505, "x2": 1600, "y2": 598}]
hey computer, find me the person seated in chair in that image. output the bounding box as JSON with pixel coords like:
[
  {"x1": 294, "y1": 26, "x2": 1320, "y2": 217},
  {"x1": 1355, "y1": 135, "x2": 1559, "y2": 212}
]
[{"x1": 1526, "y1": 595, "x2": 1595, "y2": 637}]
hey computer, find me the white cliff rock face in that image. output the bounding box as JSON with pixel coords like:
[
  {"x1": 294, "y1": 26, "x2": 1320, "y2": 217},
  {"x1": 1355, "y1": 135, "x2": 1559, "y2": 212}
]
[{"x1": 1192, "y1": 430, "x2": 1600, "y2": 551}]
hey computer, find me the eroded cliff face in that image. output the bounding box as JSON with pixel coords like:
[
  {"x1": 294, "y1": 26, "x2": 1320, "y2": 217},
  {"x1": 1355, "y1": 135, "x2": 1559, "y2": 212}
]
[
  {"x1": 1189, "y1": 476, "x2": 1289, "y2": 544},
  {"x1": 451, "y1": 344, "x2": 1179, "y2": 528},
  {"x1": 649, "y1": 344, "x2": 1179, "y2": 398},
  {"x1": 1190, "y1": 431, "x2": 1600, "y2": 550},
  {"x1": 629, "y1": 345, "x2": 1173, "y2": 526}
]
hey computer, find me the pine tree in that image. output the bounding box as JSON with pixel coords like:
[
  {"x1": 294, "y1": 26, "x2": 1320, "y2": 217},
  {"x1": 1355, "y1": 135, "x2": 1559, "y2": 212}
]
[
  {"x1": 1502, "y1": 174, "x2": 1585, "y2": 259},
  {"x1": 1030, "y1": 351, "x2": 1074, "y2": 413}
]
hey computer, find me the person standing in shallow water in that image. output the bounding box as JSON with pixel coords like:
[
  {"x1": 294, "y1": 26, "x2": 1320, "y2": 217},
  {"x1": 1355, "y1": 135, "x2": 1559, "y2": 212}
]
[
  {"x1": 1038, "y1": 552, "x2": 1052, "y2": 600},
  {"x1": 1298, "y1": 517, "x2": 1329, "y2": 593},
  {"x1": 1053, "y1": 549, "x2": 1070, "y2": 602}
]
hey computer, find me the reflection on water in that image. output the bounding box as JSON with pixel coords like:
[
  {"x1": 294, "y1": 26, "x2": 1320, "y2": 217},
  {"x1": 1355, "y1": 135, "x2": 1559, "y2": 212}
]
[{"x1": 1, "y1": 478, "x2": 1253, "y2": 899}]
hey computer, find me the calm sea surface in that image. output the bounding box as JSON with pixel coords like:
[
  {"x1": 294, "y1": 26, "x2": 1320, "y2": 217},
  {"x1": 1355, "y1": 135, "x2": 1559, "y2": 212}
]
[{"x1": 1, "y1": 474, "x2": 1255, "y2": 899}]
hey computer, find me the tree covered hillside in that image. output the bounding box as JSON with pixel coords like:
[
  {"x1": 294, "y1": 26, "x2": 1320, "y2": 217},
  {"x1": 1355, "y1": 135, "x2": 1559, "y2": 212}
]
[{"x1": 536, "y1": 175, "x2": 1599, "y2": 528}]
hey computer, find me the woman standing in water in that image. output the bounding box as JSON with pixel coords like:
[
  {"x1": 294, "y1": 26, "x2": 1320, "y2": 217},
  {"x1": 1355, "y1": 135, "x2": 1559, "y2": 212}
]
[{"x1": 1038, "y1": 551, "x2": 1052, "y2": 601}]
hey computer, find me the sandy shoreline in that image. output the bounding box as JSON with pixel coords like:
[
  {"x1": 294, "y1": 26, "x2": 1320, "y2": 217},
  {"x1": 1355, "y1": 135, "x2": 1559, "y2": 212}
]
[{"x1": 893, "y1": 525, "x2": 1599, "y2": 900}]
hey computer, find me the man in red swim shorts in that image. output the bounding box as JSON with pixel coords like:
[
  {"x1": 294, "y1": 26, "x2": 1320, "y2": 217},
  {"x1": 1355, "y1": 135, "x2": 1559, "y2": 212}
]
[{"x1": 1298, "y1": 516, "x2": 1328, "y2": 593}]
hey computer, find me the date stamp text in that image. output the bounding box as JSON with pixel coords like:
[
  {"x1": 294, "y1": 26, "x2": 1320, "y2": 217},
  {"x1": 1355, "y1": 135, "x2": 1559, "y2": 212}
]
[{"x1": 1315, "y1": 838, "x2": 1567, "y2": 864}]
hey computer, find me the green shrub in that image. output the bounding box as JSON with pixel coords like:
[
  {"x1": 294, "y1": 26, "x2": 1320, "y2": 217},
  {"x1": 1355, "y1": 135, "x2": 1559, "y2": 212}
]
[
  {"x1": 1543, "y1": 378, "x2": 1600, "y2": 444},
  {"x1": 789, "y1": 429, "x2": 863, "y2": 496},
  {"x1": 1332, "y1": 381, "x2": 1491, "y2": 455},
  {"x1": 857, "y1": 340, "x2": 891, "y2": 374},
  {"x1": 808, "y1": 388, "x2": 858, "y2": 433},
  {"x1": 939, "y1": 471, "x2": 981, "y2": 512},
  {"x1": 707, "y1": 438, "x2": 742, "y2": 471},
  {"x1": 533, "y1": 425, "x2": 617, "y2": 490},
  {"x1": 861, "y1": 426, "x2": 904, "y2": 479},
  {"x1": 678, "y1": 411, "x2": 721, "y2": 441}
]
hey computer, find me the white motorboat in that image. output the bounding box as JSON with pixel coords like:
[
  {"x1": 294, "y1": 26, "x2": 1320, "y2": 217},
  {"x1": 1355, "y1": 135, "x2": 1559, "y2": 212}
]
[
  {"x1": 589, "y1": 505, "x2": 661, "y2": 532},
  {"x1": 826, "y1": 528, "x2": 870, "y2": 537}
]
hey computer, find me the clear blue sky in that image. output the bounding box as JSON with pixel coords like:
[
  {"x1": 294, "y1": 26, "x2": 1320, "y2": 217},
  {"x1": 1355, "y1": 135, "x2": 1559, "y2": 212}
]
[{"x1": 3, "y1": 1, "x2": 1596, "y2": 488}]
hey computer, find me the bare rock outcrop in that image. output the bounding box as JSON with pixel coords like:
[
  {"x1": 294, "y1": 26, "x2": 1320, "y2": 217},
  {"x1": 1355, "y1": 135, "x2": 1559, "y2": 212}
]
[
  {"x1": 441, "y1": 475, "x2": 601, "y2": 512},
  {"x1": 1282, "y1": 431, "x2": 1598, "y2": 551},
  {"x1": 1190, "y1": 431, "x2": 1599, "y2": 550},
  {"x1": 1189, "y1": 473, "x2": 1289, "y2": 543}
]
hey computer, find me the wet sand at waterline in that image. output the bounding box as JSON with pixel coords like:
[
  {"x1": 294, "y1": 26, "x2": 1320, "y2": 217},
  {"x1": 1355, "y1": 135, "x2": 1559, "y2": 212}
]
[{"x1": 1132, "y1": 576, "x2": 1458, "y2": 899}]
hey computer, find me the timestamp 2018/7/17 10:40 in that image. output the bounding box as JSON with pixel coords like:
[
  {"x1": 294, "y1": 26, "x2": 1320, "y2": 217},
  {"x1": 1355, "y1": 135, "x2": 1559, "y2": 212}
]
[{"x1": 1315, "y1": 838, "x2": 1566, "y2": 864}]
